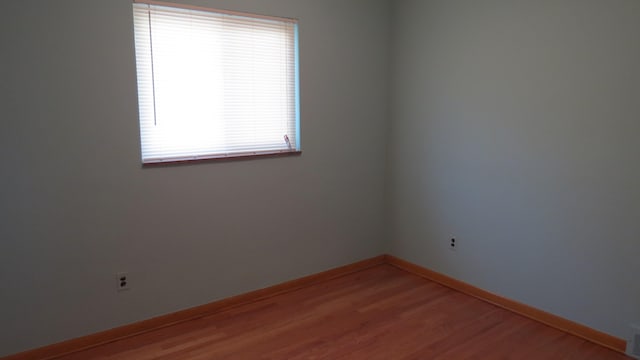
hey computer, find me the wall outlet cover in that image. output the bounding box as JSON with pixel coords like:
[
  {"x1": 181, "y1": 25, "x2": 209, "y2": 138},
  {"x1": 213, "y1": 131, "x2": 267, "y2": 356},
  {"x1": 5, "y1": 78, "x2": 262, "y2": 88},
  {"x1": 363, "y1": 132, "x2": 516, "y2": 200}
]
[
  {"x1": 628, "y1": 323, "x2": 640, "y2": 359},
  {"x1": 116, "y1": 272, "x2": 130, "y2": 292},
  {"x1": 449, "y1": 237, "x2": 457, "y2": 251}
]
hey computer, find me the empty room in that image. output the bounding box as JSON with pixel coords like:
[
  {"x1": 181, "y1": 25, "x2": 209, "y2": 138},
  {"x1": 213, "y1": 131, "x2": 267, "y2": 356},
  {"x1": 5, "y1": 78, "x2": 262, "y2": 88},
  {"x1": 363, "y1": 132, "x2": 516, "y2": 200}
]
[{"x1": 1, "y1": 0, "x2": 639, "y2": 359}]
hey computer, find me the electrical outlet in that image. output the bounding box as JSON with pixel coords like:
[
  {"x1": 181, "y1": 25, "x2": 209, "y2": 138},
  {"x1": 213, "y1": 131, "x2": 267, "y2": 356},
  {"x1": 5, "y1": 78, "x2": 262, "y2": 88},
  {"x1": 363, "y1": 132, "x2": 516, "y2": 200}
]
[
  {"x1": 116, "y1": 272, "x2": 130, "y2": 292},
  {"x1": 629, "y1": 324, "x2": 640, "y2": 359},
  {"x1": 449, "y1": 237, "x2": 457, "y2": 251}
]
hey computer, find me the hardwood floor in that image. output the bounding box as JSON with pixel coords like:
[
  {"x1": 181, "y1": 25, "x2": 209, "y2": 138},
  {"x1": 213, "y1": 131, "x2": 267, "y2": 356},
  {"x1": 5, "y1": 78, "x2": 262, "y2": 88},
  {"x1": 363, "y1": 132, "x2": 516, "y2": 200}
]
[{"x1": 56, "y1": 265, "x2": 630, "y2": 359}]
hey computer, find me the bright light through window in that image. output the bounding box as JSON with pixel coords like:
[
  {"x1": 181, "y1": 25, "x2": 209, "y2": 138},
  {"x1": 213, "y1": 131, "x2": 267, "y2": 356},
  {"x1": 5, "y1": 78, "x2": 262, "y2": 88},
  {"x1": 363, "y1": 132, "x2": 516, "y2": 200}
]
[{"x1": 133, "y1": 2, "x2": 300, "y2": 163}]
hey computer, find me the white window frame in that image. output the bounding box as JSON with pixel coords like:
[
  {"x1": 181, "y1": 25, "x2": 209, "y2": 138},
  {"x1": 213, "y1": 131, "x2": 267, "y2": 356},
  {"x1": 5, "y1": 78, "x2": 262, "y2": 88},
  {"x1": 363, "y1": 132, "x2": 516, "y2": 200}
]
[{"x1": 132, "y1": 0, "x2": 301, "y2": 164}]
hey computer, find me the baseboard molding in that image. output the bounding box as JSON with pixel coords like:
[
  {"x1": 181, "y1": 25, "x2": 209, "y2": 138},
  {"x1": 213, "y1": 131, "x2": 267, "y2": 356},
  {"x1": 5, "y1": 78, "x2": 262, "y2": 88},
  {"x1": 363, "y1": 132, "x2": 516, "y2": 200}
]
[
  {"x1": 384, "y1": 255, "x2": 627, "y2": 354},
  {"x1": 3, "y1": 255, "x2": 385, "y2": 360}
]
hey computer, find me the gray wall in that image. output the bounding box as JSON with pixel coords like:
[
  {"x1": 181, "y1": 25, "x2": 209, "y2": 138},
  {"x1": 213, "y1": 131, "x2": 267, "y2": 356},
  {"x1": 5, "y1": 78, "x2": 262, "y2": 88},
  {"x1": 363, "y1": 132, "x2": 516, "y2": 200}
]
[
  {"x1": 0, "y1": 0, "x2": 389, "y2": 355},
  {"x1": 3, "y1": 0, "x2": 640, "y2": 356},
  {"x1": 388, "y1": 0, "x2": 640, "y2": 342}
]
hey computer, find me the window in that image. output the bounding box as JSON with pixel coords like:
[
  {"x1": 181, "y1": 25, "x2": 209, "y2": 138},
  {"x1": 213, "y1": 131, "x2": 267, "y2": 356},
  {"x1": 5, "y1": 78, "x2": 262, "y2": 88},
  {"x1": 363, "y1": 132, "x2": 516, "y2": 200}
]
[{"x1": 132, "y1": 1, "x2": 300, "y2": 164}]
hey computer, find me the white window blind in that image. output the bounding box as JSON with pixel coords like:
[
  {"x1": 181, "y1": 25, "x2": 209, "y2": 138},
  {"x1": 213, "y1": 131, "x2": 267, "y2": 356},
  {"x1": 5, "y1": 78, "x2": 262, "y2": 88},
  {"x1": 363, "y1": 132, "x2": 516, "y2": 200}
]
[{"x1": 133, "y1": 2, "x2": 300, "y2": 163}]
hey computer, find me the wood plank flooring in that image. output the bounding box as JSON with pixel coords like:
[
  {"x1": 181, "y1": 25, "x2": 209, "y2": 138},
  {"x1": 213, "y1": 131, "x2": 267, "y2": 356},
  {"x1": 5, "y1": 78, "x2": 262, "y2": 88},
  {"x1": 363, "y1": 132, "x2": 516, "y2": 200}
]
[{"x1": 56, "y1": 265, "x2": 630, "y2": 359}]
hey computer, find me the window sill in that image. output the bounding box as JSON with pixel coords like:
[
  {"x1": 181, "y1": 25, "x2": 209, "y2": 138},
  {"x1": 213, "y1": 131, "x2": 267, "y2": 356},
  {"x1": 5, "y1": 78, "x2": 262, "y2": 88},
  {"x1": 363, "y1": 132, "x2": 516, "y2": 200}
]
[{"x1": 142, "y1": 150, "x2": 302, "y2": 167}]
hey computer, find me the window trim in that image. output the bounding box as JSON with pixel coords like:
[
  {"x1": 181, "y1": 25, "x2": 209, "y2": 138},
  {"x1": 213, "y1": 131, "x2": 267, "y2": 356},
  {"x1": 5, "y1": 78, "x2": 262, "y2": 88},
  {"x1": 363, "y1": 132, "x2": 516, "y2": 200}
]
[{"x1": 142, "y1": 150, "x2": 302, "y2": 167}]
